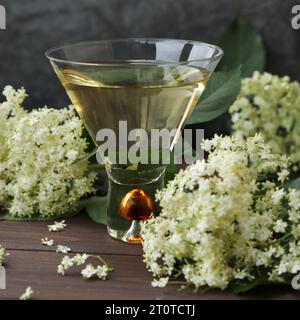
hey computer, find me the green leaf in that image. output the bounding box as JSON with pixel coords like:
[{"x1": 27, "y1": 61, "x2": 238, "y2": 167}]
[
  {"x1": 87, "y1": 163, "x2": 104, "y2": 172},
  {"x1": 230, "y1": 278, "x2": 289, "y2": 294},
  {"x1": 81, "y1": 126, "x2": 97, "y2": 154},
  {"x1": 285, "y1": 177, "x2": 300, "y2": 190},
  {"x1": 218, "y1": 17, "x2": 266, "y2": 77},
  {"x1": 164, "y1": 163, "x2": 178, "y2": 185},
  {"x1": 187, "y1": 67, "x2": 241, "y2": 124},
  {"x1": 73, "y1": 148, "x2": 97, "y2": 166},
  {"x1": 80, "y1": 196, "x2": 107, "y2": 225}
]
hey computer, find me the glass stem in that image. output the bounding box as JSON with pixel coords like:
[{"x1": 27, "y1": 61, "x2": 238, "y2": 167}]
[{"x1": 106, "y1": 165, "x2": 166, "y2": 244}]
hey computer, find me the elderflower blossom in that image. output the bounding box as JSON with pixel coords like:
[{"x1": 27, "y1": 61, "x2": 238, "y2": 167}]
[
  {"x1": 95, "y1": 264, "x2": 111, "y2": 280},
  {"x1": 151, "y1": 277, "x2": 169, "y2": 288},
  {"x1": 48, "y1": 220, "x2": 67, "y2": 232},
  {"x1": 81, "y1": 264, "x2": 97, "y2": 279},
  {"x1": 41, "y1": 237, "x2": 54, "y2": 246},
  {"x1": 142, "y1": 134, "x2": 300, "y2": 290},
  {"x1": 56, "y1": 245, "x2": 71, "y2": 253},
  {"x1": 57, "y1": 253, "x2": 113, "y2": 279},
  {"x1": 72, "y1": 253, "x2": 89, "y2": 265},
  {"x1": 80, "y1": 264, "x2": 111, "y2": 280},
  {"x1": 57, "y1": 256, "x2": 74, "y2": 275},
  {"x1": 0, "y1": 244, "x2": 9, "y2": 265},
  {"x1": 230, "y1": 72, "x2": 300, "y2": 170},
  {"x1": 0, "y1": 86, "x2": 96, "y2": 218},
  {"x1": 20, "y1": 287, "x2": 34, "y2": 300}
]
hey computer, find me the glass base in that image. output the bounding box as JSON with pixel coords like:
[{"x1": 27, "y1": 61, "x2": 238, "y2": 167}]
[
  {"x1": 107, "y1": 220, "x2": 143, "y2": 244},
  {"x1": 106, "y1": 165, "x2": 166, "y2": 244}
]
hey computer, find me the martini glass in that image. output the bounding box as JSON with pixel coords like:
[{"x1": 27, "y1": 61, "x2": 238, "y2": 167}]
[{"x1": 46, "y1": 38, "x2": 223, "y2": 243}]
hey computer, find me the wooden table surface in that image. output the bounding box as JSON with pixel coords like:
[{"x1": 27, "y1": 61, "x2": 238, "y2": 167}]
[{"x1": 0, "y1": 214, "x2": 299, "y2": 300}]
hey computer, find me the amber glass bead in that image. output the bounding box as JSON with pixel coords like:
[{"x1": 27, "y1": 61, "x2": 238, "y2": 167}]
[{"x1": 119, "y1": 189, "x2": 155, "y2": 221}]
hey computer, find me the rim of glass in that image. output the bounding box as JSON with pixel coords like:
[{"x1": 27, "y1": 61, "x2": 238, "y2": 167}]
[{"x1": 45, "y1": 38, "x2": 224, "y2": 66}]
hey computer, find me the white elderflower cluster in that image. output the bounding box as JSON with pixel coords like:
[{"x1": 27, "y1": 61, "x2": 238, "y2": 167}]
[
  {"x1": 230, "y1": 72, "x2": 300, "y2": 170},
  {"x1": 142, "y1": 134, "x2": 300, "y2": 290},
  {"x1": 57, "y1": 253, "x2": 113, "y2": 280},
  {"x1": 81, "y1": 264, "x2": 111, "y2": 280},
  {"x1": 0, "y1": 86, "x2": 96, "y2": 218},
  {"x1": 20, "y1": 286, "x2": 34, "y2": 300},
  {"x1": 0, "y1": 244, "x2": 9, "y2": 266},
  {"x1": 41, "y1": 237, "x2": 54, "y2": 247},
  {"x1": 48, "y1": 220, "x2": 67, "y2": 232},
  {"x1": 56, "y1": 245, "x2": 71, "y2": 254}
]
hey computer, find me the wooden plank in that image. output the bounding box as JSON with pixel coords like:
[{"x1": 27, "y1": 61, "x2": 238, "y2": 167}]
[
  {"x1": 0, "y1": 250, "x2": 299, "y2": 300},
  {"x1": 1, "y1": 216, "x2": 300, "y2": 300},
  {"x1": 0, "y1": 215, "x2": 142, "y2": 256}
]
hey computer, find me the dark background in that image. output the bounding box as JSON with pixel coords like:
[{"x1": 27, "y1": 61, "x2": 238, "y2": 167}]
[{"x1": 0, "y1": 0, "x2": 299, "y2": 109}]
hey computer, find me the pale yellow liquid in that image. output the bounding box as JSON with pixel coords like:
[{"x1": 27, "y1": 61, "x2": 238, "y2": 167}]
[
  {"x1": 54, "y1": 64, "x2": 209, "y2": 240},
  {"x1": 56, "y1": 64, "x2": 209, "y2": 147}
]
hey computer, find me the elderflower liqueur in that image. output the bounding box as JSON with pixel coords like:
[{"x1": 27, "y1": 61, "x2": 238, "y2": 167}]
[
  {"x1": 57, "y1": 64, "x2": 209, "y2": 145},
  {"x1": 55, "y1": 65, "x2": 208, "y2": 240},
  {"x1": 46, "y1": 39, "x2": 223, "y2": 243}
]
